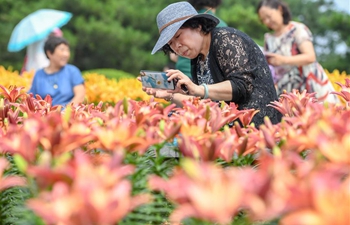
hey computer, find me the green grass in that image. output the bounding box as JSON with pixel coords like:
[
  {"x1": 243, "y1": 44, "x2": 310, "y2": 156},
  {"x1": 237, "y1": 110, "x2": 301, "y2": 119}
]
[
  {"x1": 82, "y1": 68, "x2": 135, "y2": 80},
  {"x1": 0, "y1": 154, "x2": 44, "y2": 225}
]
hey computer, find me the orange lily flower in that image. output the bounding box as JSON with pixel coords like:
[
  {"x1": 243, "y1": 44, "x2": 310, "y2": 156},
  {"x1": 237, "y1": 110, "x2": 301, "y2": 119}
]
[
  {"x1": 149, "y1": 159, "x2": 249, "y2": 224},
  {"x1": 27, "y1": 151, "x2": 150, "y2": 225},
  {"x1": 280, "y1": 165, "x2": 350, "y2": 225},
  {"x1": 331, "y1": 78, "x2": 350, "y2": 103}
]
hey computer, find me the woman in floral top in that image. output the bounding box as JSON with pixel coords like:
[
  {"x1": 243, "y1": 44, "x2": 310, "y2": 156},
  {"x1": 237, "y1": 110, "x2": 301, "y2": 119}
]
[
  {"x1": 257, "y1": 0, "x2": 339, "y2": 103},
  {"x1": 143, "y1": 2, "x2": 282, "y2": 127}
]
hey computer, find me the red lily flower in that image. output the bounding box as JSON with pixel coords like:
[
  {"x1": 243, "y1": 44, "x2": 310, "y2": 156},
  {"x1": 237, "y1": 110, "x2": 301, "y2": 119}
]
[{"x1": 0, "y1": 85, "x2": 27, "y2": 103}]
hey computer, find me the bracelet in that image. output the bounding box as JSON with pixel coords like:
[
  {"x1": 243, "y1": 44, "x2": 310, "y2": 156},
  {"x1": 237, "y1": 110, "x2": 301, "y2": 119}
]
[
  {"x1": 200, "y1": 84, "x2": 209, "y2": 99},
  {"x1": 165, "y1": 93, "x2": 174, "y2": 102}
]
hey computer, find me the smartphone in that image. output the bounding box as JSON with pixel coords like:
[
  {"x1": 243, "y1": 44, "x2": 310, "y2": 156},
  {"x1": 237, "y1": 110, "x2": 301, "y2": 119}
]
[{"x1": 140, "y1": 70, "x2": 175, "y2": 90}]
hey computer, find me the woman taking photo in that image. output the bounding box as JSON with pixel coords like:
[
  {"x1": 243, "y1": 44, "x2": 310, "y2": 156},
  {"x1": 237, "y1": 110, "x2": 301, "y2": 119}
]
[{"x1": 143, "y1": 1, "x2": 281, "y2": 127}]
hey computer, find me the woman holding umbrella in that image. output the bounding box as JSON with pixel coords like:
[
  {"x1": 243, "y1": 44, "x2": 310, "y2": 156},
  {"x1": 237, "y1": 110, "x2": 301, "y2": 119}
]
[
  {"x1": 7, "y1": 9, "x2": 72, "y2": 72},
  {"x1": 22, "y1": 28, "x2": 63, "y2": 73}
]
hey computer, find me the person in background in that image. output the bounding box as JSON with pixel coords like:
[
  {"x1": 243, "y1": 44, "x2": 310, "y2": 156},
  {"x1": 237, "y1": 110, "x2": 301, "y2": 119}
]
[
  {"x1": 28, "y1": 36, "x2": 85, "y2": 107},
  {"x1": 143, "y1": 2, "x2": 282, "y2": 127},
  {"x1": 257, "y1": 0, "x2": 339, "y2": 103},
  {"x1": 163, "y1": 61, "x2": 176, "y2": 72},
  {"x1": 172, "y1": 0, "x2": 227, "y2": 78},
  {"x1": 22, "y1": 28, "x2": 63, "y2": 74}
]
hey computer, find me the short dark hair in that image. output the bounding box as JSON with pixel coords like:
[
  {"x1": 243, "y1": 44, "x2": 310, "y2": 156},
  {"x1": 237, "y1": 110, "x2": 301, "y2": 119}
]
[
  {"x1": 44, "y1": 36, "x2": 69, "y2": 59},
  {"x1": 161, "y1": 17, "x2": 217, "y2": 54},
  {"x1": 188, "y1": 0, "x2": 222, "y2": 10},
  {"x1": 256, "y1": 0, "x2": 292, "y2": 25}
]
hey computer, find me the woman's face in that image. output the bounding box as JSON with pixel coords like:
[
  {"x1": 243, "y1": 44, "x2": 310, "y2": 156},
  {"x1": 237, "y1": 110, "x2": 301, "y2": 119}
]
[
  {"x1": 48, "y1": 43, "x2": 70, "y2": 68},
  {"x1": 168, "y1": 27, "x2": 204, "y2": 59},
  {"x1": 258, "y1": 6, "x2": 284, "y2": 31}
]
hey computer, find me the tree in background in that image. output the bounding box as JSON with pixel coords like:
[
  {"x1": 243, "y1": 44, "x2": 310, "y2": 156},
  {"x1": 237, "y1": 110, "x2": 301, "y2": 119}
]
[
  {"x1": 0, "y1": 0, "x2": 349, "y2": 74},
  {"x1": 218, "y1": 0, "x2": 350, "y2": 72}
]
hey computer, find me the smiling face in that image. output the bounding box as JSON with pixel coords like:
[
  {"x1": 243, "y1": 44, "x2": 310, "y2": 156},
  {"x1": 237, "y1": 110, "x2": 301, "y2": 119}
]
[
  {"x1": 168, "y1": 27, "x2": 205, "y2": 59},
  {"x1": 258, "y1": 5, "x2": 284, "y2": 31},
  {"x1": 47, "y1": 43, "x2": 70, "y2": 68}
]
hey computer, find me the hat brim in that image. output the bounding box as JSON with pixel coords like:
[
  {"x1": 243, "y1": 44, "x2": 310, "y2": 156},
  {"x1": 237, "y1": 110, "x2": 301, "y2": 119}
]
[{"x1": 151, "y1": 14, "x2": 219, "y2": 55}]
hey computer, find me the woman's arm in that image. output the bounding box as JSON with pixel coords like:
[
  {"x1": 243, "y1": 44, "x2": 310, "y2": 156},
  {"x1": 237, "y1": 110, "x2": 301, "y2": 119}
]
[
  {"x1": 266, "y1": 40, "x2": 316, "y2": 66},
  {"x1": 166, "y1": 69, "x2": 233, "y2": 102},
  {"x1": 70, "y1": 84, "x2": 85, "y2": 105},
  {"x1": 142, "y1": 87, "x2": 193, "y2": 108},
  {"x1": 212, "y1": 30, "x2": 255, "y2": 103},
  {"x1": 190, "y1": 80, "x2": 233, "y2": 101},
  {"x1": 266, "y1": 23, "x2": 317, "y2": 67}
]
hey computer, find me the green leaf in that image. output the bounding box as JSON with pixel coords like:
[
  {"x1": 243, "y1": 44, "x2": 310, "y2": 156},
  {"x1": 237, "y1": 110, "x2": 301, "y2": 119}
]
[{"x1": 12, "y1": 154, "x2": 27, "y2": 174}]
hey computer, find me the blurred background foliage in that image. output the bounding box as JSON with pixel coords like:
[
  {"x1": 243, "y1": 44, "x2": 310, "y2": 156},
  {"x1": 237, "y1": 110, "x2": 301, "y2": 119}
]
[{"x1": 0, "y1": 0, "x2": 349, "y2": 75}]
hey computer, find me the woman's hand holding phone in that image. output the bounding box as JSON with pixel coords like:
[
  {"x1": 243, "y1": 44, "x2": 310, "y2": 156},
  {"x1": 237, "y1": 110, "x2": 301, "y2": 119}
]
[
  {"x1": 140, "y1": 70, "x2": 176, "y2": 90},
  {"x1": 139, "y1": 70, "x2": 175, "y2": 100},
  {"x1": 140, "y1": 69, "x2": 194, "y2": 100},
  {"x1": 165, "y1": 69, "x2": 192, "y2": 95}
]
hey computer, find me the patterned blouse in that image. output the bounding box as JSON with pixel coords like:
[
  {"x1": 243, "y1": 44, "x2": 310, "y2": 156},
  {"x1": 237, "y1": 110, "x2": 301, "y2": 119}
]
[
  {"x1": 196, "y1": 53, "x2": 214, "y2": 85},
  {"x1": 191, "y1": 27, "x2": 282, "y2": 127},
  {"x1": 264, "y1": 21, "x2": 338, "y2": 103}
]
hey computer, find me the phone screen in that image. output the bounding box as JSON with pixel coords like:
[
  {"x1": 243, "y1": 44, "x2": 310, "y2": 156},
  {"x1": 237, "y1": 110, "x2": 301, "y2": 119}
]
[{"x1": 140, "y1": 70, "x2": 175, "y2": 90}]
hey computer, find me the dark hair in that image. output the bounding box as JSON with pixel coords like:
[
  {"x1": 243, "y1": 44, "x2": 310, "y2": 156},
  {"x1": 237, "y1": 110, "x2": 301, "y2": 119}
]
[
  {"x1": 188, "y1": 0, "x2": 222, "y2": 10},
  {"x1": 44, "y1": 36, "x2": 69, "y2": 59},
  {"x1": 161, "y1": 17, "x2": 217, "y2": 54},
  {"x1": 256, "y1": 0, "x2": 292, "y2": 24}
]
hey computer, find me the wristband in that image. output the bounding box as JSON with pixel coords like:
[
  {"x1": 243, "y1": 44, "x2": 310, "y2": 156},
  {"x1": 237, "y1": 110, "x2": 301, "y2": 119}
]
[{"x1": 200, "y1": 84, "x2": 209, "y2": 99}]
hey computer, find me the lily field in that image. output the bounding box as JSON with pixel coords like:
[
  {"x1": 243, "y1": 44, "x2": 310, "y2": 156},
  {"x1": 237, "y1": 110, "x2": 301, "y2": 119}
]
[{"x1": 0, "y1": 66, "x2": 349, "y2": 225}]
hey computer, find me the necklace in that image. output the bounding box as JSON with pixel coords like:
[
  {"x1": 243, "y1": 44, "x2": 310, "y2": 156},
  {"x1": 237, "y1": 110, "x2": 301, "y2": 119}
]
[
  {"x1": 44, "y1": 66, "x2": 61, "y2": 89},
  {"x1": 47, "y1": 74, "x2": 59, "y2": 89}
]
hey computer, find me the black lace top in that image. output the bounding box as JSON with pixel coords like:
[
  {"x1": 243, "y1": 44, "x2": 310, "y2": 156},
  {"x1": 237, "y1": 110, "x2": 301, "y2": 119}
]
[{"x1": 191, "y1": 27, "x2": 282, "y2": 127}]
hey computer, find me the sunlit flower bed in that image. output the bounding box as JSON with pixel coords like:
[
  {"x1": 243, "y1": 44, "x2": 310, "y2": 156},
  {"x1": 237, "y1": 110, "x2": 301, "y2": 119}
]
[
  {"x1": 0, "y1": 66, "x2": 33, "y2": 91},
  {"x1": 0, "y1": 66, "x2": 347, "y2": 105},
  {"x1": 0, "y1": 66, "x2": 166, "y2": 104},
  {"x1": 326, "y1": 69, "x2": 348, "y2": 92},
  {"x1": 0, "y1": 69, "x2": 349, "y2": 225},
  {"x1": 0, "y1": 66, "x2": 349, "y2": 224}
]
